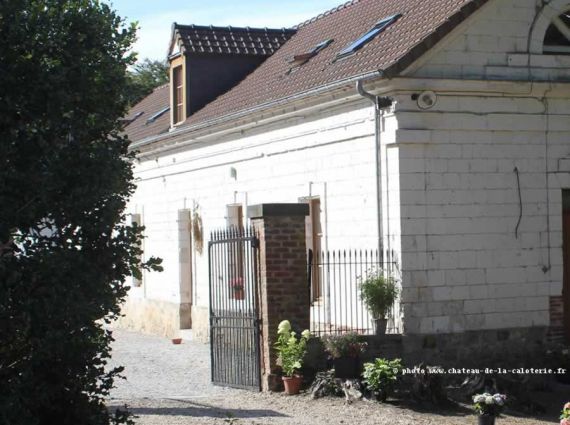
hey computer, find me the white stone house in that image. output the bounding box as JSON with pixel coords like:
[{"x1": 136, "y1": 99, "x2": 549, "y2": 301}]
[{"x1": 121, "y1": 0, "x2": 570, "y2": 345}]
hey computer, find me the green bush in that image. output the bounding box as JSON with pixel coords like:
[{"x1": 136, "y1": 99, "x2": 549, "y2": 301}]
[
  {"x1": 362, "y1": 358, "x2": 403, "y2": 400},
  {"x1": 359, "y1": 270, "x2": 398, "y2": 319},
  {"x1": 0, "y1": 1, "x2": 162, "y2": 424}
]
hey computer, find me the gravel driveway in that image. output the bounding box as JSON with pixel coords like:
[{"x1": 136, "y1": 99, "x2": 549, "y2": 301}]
[{"x1": 108, "y1": 329, "x2": 558, "y2": 425}]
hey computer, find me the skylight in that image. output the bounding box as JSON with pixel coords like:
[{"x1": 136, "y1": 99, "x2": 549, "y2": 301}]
[
  {"x1": 336, "y1": 14, "x2": 401, "y2": 60},
  {"x1": 289, "y1": 39, "x2": 334, "y2": 67},
  {"x1": 309, "y1": 39, "x2": 333, "y2": 55},
  {"x1": 146, "y1": 106, "x2": 170, "y2": 125}
]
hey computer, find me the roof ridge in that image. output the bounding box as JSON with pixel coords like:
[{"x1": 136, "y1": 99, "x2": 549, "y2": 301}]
[
  {"x1": 294, "y1": 0, "x2": 360, "y2": 29},
  {"x1": 174, "y1": 23, "x2": 295, "y2": 33},
  {"x1": 153, "y1": 83, "x2": 169, "y2": 91}
]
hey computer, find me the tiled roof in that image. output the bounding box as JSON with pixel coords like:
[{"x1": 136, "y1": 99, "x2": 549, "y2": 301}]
[
  {"x1": 174, "y1": 24, "x2": 296, "y2": 56},
  {"x1": 123, "y1": 84, "x2": 170, "y2": 142},
  {"x1": 183, "y1": 0, "x2": 488, "y2": 127},
  {"x1": 126, "y1": 0, "x2": 489, "y2": 144}
]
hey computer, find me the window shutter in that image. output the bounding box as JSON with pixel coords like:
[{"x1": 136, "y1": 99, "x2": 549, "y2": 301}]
[{"x1": 131, "y1": 213, "x2": 143, "y2": 287}]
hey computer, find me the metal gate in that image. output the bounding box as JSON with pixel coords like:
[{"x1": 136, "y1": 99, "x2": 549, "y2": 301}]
[{"x1": 208, "y1": 226, "x2": 261, "y2": 390}]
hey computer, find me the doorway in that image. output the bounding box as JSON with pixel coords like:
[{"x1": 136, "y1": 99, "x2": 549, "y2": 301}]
[{"x1": 562, "y1": 190, "x2": 570, "y2": 341}]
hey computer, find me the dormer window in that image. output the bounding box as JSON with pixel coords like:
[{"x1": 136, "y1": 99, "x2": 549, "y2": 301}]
[
  {"x1": 166, "y1": 24, "x2": 295, "y2": 126},
  {"x1": 172, "y1": 65, "x2": 184, "y2": 124},
  {"x1": 543, "y1": 11, "x2": 570, "y2": 54}
]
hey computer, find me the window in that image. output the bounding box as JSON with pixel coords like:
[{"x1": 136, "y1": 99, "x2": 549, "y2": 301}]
[
  {"x1": 302, "y1": 197, "x2": 322, "y2": 300},
  {"x1": 226, "y1": 205, "x2": 244, "y2": 300},
  {"x1": 336, "y1": 14, "x2": 401, "y2": 60},
  {"x1": 130, "y1": 213, "x2": 143, "y2": 287},
  {"x1": 172, "y1": 65, "x2": 184, "y2": 124},
  {"x1": 543, "y1": 11, "x2": 570, "y2": 54},
  {"x1": 146, "y1": 106, "x2": 170, "y2": 125}
]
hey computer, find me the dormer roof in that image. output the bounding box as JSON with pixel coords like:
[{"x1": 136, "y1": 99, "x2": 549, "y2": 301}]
[{"x1": 169, "y1": 24, "x2": 296, "y2": 57}]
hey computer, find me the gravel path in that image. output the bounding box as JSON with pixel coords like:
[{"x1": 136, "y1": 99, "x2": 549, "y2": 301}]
[{"x1": 108, "y1": 329, "x2": 559, "y2": 425}]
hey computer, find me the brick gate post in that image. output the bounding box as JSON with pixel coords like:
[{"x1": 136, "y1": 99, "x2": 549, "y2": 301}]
[{"x1": 248, "y1": 203, "x2": 310, "y2": 391}]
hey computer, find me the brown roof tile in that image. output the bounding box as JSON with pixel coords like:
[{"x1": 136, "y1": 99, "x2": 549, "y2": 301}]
[
  {"x1": 183, "y1": 0, "x2": 488, "y2": 127},
  {"x1": 127, "y1": 0, "x2": 489, "y2": 143},
  {"x1": 123, "y1": 84, "x2": 170, "y2": 142},
  {"x1": 174, "y1": 24, "x2": 296, "y2": 56}
]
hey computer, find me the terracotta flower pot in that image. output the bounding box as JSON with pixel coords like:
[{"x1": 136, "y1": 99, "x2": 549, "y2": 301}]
[
  {"x1": 282, "y1": 375, "x2": 303, "y2": 395},
  {"x1": 478, "y1": 415, "x2": 495, "y2": 425},
  {"x1": 171, "y1": 338, "x2": 182, "y2": 344}
]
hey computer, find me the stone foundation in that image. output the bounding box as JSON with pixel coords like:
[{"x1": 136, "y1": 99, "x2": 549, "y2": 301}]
[
  {"x1": 305, "y1": 326, "x2": 557, "y2": 374},
  {"x1": 401, "y1": 326, "x2": 551, "y2": 368},
  {"x1": 115, "y1": 298, "x2": 191, "y2": 338}
]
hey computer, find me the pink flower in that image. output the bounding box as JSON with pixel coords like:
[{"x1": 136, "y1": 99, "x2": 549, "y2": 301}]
[
  {"x1": 229, "y1": 277, "x2": 244, "y2": 288},
  {"x1": 560, "y1": 419, "x2": 570, "y2": 425},
  {"x1": 565, "y1": 402, "x2": 570, "y2": 410}
]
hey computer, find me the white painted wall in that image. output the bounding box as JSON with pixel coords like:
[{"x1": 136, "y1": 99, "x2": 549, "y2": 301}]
[
  {"x1": 129, "y1": 102, "x2": 383, "y2": 314},
  {"x1": 125, "y1": 0, "x2": 570, "y2": 338}
]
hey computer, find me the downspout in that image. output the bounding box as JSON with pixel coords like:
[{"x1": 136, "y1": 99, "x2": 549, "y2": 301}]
[{"x1": 356, "y1": 80, "x2": 393, "y2": 262}]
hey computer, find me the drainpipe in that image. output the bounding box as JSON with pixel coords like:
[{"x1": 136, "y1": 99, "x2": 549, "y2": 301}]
[{"x1": 356, "y1": 80, "x2": 393, "y2": 261}]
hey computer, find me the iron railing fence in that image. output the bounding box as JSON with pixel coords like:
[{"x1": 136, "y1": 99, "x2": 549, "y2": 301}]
[{"x1": 308, "y1": 249, "x2": 401, "y2": 336}]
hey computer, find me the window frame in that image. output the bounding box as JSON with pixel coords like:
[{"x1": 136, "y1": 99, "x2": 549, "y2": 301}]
[
  {"x1": 336, "y1": 14, "x2": 401, "y2": 60},
  {"x1": 172, "y1": 65, "x2": 184, "y2": 125}
]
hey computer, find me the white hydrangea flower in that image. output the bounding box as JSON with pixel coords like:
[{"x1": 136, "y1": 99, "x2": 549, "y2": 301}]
[
  {"x1": 473, "y1": 395, "x2": 485, "y2": 403},
  {"x1": 277, "y1": 320, "x2": 291, "y2": 335},
  {"x1": 485, "y1": 395, "x2": 494, "y2": 405},
  {"x1": 301, "y1": 329, "x2": 310, "y2": 339}
]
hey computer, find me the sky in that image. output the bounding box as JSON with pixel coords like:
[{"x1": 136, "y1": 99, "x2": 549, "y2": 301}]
[{"x1": 105, "y1": 0, "x2": 343, "y2": 62}]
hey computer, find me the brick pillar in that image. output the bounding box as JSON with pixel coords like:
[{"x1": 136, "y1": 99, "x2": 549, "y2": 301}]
[
  {"x1": 248, "y1": 203, "x2": 310, "y2": 391},
  {"x1": 548, "y1": 295, "x2": 565, "y2": 342}
]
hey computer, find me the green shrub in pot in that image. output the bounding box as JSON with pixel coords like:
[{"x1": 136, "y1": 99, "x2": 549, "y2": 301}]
[
  {"x1": 362, "y1": 358, "x2": 403, "y2": 401},
  {"x1": 359, "y1": 269, "x2": 398, "y2": 334}
]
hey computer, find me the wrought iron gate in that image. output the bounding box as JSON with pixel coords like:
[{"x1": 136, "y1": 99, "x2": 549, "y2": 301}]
[{"x1": 208, "y1": 227, "x2": 261, "y2": 390}]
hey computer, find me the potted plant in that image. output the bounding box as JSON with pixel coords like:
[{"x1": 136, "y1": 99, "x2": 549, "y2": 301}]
[
  {"x1": 322, "y1": 332, "x2": 367, "y2": 379},
  {"x1": 274, "y1": 320, "x2": 310, "y2": 395},
  {"x1": 561, "y1": 402, "x2": 570, "y2": 425},
  {"x1": 229, "y1": 277, "x2": 244, "y2": 300},
  {"x1": 362, "y1": 357, "x2": 402, "y2": 402},
  {"x1": 473, "y1": 393, "x2": 506, "y2": 425},
  {"x1": 359, "y1": 269, "x2": 398, "y2": 335}
]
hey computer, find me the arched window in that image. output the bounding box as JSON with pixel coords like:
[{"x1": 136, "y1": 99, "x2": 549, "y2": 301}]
[{"x1": 543, "y1": 10, "x2": 570, "y2": 54}]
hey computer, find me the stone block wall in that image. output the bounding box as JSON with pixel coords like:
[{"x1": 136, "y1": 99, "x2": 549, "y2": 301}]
[
  {"x1": 115, "y1": 298, "x2": 191, "y2": 338},
  {"x1": 394, "y1": 85, "x2": 570, "y2": 336},
  {"x1": 411, "y1": 0, "x2": 570, "y2": 81}
]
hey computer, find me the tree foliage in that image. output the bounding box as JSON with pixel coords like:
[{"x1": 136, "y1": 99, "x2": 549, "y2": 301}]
[
  {"x1": 0, "y1": 1, "x2": 162, "y2": 424},
  {"x1": 126, "y1": 59, "x2": 169, "y2": 106}
]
